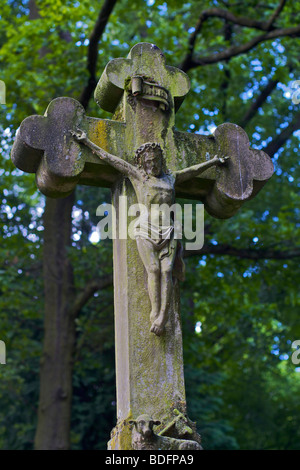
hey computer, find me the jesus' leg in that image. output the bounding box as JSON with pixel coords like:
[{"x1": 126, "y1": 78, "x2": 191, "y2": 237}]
[
  {"x1": 136, "y1": 238, "x2": 160, "y2": 325},
  {"x1": 150, "y1": 246, "x2": 177, "y2": 336}
]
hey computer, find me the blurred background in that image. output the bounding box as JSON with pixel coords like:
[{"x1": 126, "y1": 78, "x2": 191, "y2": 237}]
[{"x1": 0, "y1": 0, "x2": 299, "y2": 450}]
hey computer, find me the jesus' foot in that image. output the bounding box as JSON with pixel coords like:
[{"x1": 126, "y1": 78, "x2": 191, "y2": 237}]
[{"x1": 150, "y1": 319, "x2": 165, "y2": 336}]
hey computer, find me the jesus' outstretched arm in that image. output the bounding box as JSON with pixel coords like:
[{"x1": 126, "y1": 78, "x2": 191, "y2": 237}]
[
  {"x1": 70, "y1": 129, "x2": 141, "y2": 180},
  {"x1": 174, "y1": 155, "x2": 229, "y2": 184}
]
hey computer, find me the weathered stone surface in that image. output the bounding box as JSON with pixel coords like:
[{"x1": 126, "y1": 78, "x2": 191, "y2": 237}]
[
  {"x1": 11, "y1": 97, "x2": 126, "y2": 197},
  {"x1": 204, "y1": 123, "x2": 274, "y2": 218},
  {"x1": 94, "y1": 43, "x2": 190, "y2": 114}
]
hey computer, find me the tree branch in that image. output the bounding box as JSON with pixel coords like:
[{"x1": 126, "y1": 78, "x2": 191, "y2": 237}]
[
  {"x1": 184, "y1": 243, "x2": 300, "y2": 260},
  {"x1": 265, "y1": 0, "x2": 287, "y2": 31},
  {"x1": 79, "y1": 0, "x2": 118, "y2": 110},
  {"x1": 264, "y1": 112, "x2": 300, "y2": 157},
  {"x1": 198, "y1": 8, "x2": 279, "y2": 31},
  {"x1": 71, "y1": 274, "x2": 113, "y2": 318},
  {"x1": 220, "y1": 21, "x2": 233, "y2": 120},
  {"x1": 180, "y1": 3, "x2": 297, "y2": 72},
  {"x1": 238, "y1": 78, "x2": 279, "y2": 128},
  {"x1": 184, "y1": 25, "x2": 300, "y2": 70}
]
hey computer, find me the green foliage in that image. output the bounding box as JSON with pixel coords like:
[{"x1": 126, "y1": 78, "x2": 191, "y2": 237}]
[{"x1": 0, "y1": 0, "x2": 299, "y2": 450}]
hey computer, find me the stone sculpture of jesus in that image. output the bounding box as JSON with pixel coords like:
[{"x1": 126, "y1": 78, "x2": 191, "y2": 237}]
[{"x1": 71, "y1": 129, "x2": 228, "y2": 336}]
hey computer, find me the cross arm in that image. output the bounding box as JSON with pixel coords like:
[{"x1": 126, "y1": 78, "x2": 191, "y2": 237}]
[
  {"x1": 11, "y1": 97, "x2": 126, "y2": 197},
  {"x1": 173, "y1": 123, "x2": 273, "y2": 219}
]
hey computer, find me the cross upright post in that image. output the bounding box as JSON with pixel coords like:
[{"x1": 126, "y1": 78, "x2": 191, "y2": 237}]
[{"x1": 11, "y1": 43, "x2": 273, "y2": 450}]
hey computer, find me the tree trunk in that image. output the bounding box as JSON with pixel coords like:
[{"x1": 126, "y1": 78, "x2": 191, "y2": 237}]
[{"x1": 34, "y1": 193, "x2": 75, "y2": 450}]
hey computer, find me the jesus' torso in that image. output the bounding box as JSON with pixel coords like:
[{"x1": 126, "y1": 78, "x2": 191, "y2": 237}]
[
  {"x1": 129, "y1": 172, "x2": 176, "y2": 243},
  {"x1": 130, "y1": 172, "x2": 176, "y2": 207}
]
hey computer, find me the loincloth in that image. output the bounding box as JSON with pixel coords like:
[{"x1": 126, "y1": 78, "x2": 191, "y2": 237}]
[{"x1": 133, "y1": 219, "x2": 185, "y2": 279}]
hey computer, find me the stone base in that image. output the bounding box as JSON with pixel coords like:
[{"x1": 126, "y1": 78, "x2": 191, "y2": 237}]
[
  {"x1": 107, "y1": 408, "x2": 203, "y2": 450},
  {"x1": 108, "y1": 419, "x2": 133, "y2": 450}
]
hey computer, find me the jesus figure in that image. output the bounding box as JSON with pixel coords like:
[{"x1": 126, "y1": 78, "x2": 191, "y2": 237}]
[{"x1": 71, "y1": 129, "x2": 228, "y2": 336}]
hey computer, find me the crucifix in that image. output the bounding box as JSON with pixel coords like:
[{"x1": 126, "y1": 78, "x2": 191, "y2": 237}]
[{"x1": 11, "y1": 43, "x2": 273, "y2": 450}]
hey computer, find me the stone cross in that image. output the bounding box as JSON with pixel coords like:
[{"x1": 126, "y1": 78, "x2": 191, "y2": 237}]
[{"x1": 11, "y1": 43, "x2": 273, "y2": 450}]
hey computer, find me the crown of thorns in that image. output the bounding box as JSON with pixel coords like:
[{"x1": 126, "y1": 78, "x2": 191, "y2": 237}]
[
  {"x1": 134, "y1": 142, "x2": 163, "y2": 165},
  {"x1": 135, "y1": 142, "x2": 162, "y2": 156}
]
